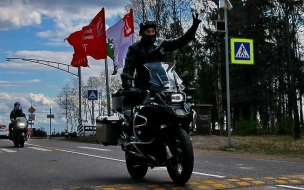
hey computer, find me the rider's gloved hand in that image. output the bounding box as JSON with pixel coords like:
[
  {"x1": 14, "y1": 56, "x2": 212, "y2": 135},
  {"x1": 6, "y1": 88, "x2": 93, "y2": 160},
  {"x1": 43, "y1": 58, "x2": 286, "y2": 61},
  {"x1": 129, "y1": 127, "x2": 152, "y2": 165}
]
[
  {"x1": 122, "y1": 83, "x2": 132, "y2": 90},
  {"x1": 192, "y1": 12, "x2": 202, "y2": 26}
]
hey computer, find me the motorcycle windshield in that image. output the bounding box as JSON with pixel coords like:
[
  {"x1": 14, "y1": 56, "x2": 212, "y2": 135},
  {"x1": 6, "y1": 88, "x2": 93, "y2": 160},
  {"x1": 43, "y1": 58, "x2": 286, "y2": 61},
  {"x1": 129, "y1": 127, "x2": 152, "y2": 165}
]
[{"x1": 144, "y1": 62, "x2": 183, "y2": 92}]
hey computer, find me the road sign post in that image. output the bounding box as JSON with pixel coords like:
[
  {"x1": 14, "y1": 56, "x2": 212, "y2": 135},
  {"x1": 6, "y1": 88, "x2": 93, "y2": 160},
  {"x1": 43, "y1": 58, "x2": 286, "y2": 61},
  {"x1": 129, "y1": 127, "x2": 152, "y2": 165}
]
[
  {"x1": 88, "y1": 90, "x2": 98, "y2": 126},
  {"x1": 219, "y1": 0, "x2": 233, "y2": 147},
  {"x1": 47, "y1": 108, "x2": 54, "y2": 140},
  {"x1": 28, "y1": 114, "x2": 35, "y2": 128}
]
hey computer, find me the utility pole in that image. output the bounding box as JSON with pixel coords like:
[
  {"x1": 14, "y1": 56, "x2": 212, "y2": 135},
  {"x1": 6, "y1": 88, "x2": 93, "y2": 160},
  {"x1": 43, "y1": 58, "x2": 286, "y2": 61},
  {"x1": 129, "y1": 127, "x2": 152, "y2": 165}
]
[{"x1": 219, "y1": 0, "x2": 233, "y2": 147}]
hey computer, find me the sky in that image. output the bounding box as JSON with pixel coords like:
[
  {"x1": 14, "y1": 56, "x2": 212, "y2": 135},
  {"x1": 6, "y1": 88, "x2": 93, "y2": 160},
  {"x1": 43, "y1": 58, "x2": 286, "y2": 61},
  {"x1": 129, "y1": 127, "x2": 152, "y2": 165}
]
[{"x1": 0, "y1": 0, "x2": 130, "y2": 134}]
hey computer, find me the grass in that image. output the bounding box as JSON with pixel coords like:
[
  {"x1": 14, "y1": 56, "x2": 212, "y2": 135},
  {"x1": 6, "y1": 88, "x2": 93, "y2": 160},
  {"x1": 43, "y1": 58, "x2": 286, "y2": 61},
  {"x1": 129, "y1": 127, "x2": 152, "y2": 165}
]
[{"x1": 228, "y1": 135, "x2": 304, "y2": 158}]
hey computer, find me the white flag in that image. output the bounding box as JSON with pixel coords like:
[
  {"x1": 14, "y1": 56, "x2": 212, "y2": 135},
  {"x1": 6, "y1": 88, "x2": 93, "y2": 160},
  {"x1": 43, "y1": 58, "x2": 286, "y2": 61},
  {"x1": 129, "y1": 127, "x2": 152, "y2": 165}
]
[{"x1": 106, "y1": 9, "x2": 134, "y2": 70}]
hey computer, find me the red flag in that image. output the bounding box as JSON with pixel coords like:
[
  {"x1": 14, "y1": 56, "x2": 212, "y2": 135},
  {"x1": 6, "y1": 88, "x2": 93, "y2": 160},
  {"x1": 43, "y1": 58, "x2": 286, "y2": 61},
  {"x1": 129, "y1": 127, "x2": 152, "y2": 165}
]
[
  {"x1": 82, "y1": 8, "x2": 107, "y2": 59},
  {"x1": 66, "y1": 30, "x2": 88, "y2": 67},
  {"x1": 123, "y1": 9, "x2": 134, "y2": 37},
  {"x1": 65, "y1": 8, "x2": 107, "y2": 67}
]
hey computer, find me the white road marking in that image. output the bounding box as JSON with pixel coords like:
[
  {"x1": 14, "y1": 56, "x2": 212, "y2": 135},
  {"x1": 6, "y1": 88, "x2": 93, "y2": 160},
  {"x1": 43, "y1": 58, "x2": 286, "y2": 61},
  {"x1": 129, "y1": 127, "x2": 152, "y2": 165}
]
[
  {"x1": 58, "y1": 149, "x2": 126, "y2": 162},
  {"x1": 25, "y1": 143, "x2": 42, "y2": 147},
  {"x1": 0, "y1": 148, "x2": 16, "y2": 153},
  {"x1": 192, "y1": 172, "x2": 225, "y2": 178},
  {"x1": 277, "y1": 185, "x2": 304, "y2": 190},
  {"x1": 77, "y1": 146, "x2": 111, "y2": 151},
  {"x1": 27, "y1": 147, "x2": 52, "y2": 151}
]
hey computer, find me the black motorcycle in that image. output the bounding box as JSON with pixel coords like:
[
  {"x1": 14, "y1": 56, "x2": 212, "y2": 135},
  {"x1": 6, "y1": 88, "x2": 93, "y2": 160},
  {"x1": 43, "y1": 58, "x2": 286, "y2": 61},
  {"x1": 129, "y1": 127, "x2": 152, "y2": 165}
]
[
  {"x1": 111, "y1": 62, "x2": 197, "y2": 184},
  {"x1": 11, "y1": 117, "x2": 28, "y2": 147}
]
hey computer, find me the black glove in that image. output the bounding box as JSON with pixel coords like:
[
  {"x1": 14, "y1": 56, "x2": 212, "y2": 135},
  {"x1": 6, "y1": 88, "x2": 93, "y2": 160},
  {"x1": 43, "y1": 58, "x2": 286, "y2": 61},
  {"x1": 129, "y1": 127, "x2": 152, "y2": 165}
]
[
  {"x1": 192, "y1": 12, "x2": 202, "y2": 25},
  {"x1": 122, "y1": 83, "x2": 132, "y2": 90}
]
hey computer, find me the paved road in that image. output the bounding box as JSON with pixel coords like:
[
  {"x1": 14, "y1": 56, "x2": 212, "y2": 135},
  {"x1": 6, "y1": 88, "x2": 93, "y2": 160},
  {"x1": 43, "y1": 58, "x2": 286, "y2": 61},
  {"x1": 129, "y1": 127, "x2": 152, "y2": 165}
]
[{"x1": 1, "y1": 137, "x2": 304, "y2": 190}]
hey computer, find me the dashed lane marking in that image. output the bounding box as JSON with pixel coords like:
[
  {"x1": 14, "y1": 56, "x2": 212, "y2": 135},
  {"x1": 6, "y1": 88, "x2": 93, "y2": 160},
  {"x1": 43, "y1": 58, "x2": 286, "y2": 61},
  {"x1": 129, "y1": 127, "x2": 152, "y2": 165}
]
[
  {"x1": 27, "y1": 146, "x2": 52, "y2": 151},
  {"x1": 0, "y1": 148, "x2": 16, "y2": 153},
  {"x1": 77, "y1": 146, "x2": 112, "y2": 151}
]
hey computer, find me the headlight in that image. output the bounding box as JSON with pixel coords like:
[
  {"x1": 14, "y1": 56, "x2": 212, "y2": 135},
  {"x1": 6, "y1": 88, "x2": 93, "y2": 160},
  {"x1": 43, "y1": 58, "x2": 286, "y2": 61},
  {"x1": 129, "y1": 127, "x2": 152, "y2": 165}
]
[
  {"x1": 171, "y1": 93, "x2": 184, "y2": 102},
  {"x1": 17, "y1": 123, "x2": 26, "y2": 128}
]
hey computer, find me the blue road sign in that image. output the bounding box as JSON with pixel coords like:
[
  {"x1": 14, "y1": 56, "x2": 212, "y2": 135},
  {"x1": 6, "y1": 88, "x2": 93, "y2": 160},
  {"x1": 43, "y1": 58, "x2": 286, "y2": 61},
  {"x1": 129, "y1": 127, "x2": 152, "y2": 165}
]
[
  {"x1": 230, "y1": 38, "x2": 254, "y2": 64},
  {"x1": 88, "y1": 90, "x2": 98, "y2": 100}
]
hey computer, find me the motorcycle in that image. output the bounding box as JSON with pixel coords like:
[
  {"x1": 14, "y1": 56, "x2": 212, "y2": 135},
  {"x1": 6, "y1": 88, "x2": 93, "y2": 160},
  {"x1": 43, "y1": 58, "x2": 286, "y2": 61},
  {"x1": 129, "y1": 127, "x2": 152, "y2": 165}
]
[
  {"x1": 11, "y1": 117, "x2": 28, "y2": 147},
  {"x1": 109, "y1": 62, "x2": 197, "y2": 184}
]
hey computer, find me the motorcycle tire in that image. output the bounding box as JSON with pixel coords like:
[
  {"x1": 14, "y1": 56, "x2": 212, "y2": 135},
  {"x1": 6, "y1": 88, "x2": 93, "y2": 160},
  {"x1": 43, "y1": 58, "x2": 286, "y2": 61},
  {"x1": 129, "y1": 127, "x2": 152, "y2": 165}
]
[
  {"x1": 13, "y1": 140, "x2": 19, "y2": 147},
  {"x1": 20, "y1": 137, "x2": 25, "y2": 148},
  {"x1": 167, "y1": 128, "x2": 194, "y2": 185},
  {"x1": 125, "y1": 151, "x2": 148, "y2": 179},
  {"x1": 13, "y1": 134, "x2": 19, "y2": 147}
]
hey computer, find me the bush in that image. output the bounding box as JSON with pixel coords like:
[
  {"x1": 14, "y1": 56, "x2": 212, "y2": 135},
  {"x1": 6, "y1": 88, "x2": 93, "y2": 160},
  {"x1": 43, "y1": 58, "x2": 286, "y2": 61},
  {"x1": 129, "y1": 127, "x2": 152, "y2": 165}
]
[
  {"x1": 33, "y1": 128, "x2": 47, "y2": 137},
  {"x1": 233, "y1": 118, "x2": 262, "y2": 136},
  {"x1": 278, "y1": 117, "x2": 294, "y2": 135}
]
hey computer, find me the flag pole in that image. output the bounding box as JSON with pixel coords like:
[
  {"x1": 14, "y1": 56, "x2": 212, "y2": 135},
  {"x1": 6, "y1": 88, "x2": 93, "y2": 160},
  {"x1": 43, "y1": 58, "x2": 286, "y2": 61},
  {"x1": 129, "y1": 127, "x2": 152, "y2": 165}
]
[{"x1": 105, "y1": 58, "x2": 111, "y2": 116}]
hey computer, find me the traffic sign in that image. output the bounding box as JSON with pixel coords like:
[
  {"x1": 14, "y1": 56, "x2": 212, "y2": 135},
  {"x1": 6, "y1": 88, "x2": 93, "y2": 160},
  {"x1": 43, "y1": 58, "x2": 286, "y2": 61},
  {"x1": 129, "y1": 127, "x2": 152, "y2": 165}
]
[
  {"x1": 88, "y1": 90, "x2": 98, "y2": 100},
  {"x1": 47, "y1": 114, "x2": 54, "y2": 118},
  {"x1": 29, "y1": 114, "x2": 35, "y2": 121},
  {"x1": 27, "y1": 128, "x2": 33, "y2": 135},
  {"x1": 28, "y1": 106, "x2": 36, "y2": 113},
  {"x1": 230, "y1": 38, "x2": 254, "y2": 64}
]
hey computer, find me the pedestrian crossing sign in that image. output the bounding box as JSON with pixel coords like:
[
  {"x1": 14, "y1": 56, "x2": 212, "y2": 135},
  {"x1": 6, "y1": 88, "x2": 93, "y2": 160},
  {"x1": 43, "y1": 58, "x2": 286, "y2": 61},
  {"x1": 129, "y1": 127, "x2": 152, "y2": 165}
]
[
  {"x1": 88, "y1": 90, "x2": 98, "y2": 100},
  {"x1": 230, "y1": 38, "x2": 254, "y2": 64}
]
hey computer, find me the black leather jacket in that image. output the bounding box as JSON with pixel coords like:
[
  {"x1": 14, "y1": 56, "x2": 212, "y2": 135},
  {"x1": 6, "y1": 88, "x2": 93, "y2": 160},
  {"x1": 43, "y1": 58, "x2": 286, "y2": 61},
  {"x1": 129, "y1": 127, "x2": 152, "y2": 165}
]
[
  {"x1": 10, "y1": 110, "x2": 26, "y2": 120},
  {"x1": 122, "y1": 22, "x2": 200, "y2": 89}
]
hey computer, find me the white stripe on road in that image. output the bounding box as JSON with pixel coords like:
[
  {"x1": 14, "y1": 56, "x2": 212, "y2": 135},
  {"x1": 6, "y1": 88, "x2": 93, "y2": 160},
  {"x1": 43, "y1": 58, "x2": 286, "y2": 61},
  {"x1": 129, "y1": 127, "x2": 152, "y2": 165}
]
[
  {"x1": 57, "y1": 149, "x2": 126, "y2": 162},
  {"x1": 277, "y1": 185, "x2": 304, "y2": 190},
  {"x1": 192, "y1": 172, "x2": 225, "y2": 178},
  {"x1": 27, "y1": 147, "x2": 52, "y2": 151},
  {"x1": 25, "y1": 143, "x2": 42, "y2": 147},
  {"x1": 0, "y1": 148, "x2": 16, "y2": 153},
  {"x1": 77, "y1": 146, "x2": 111, "y2": 151}
]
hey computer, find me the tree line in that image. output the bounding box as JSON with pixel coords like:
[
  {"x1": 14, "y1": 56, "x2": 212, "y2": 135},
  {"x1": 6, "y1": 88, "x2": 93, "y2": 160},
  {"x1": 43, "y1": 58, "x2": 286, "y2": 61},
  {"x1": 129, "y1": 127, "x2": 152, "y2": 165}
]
[{"x1": 57, "y1": 0, "x2": 304, "y2": 138}]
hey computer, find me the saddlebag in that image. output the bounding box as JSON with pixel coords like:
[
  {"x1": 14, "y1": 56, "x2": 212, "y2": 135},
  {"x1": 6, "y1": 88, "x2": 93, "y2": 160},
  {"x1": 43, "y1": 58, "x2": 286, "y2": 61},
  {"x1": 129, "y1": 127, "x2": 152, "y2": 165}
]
[{"x1": 96, "y1": 116, "x2": 122, "y2": 146}]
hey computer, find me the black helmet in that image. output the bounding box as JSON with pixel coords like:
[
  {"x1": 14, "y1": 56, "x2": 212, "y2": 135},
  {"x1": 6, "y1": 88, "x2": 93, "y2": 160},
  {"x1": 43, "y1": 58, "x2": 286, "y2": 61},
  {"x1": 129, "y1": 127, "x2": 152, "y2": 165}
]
[
  {"x1": 139, "y1": 21, "x2": 157, "y2": 36},
  {"x1": 14, "y1": 102, "x2": 22, "y2": 111},
  {"x1": 14, "y1": 102, "x2": 20, "y2": 107}
]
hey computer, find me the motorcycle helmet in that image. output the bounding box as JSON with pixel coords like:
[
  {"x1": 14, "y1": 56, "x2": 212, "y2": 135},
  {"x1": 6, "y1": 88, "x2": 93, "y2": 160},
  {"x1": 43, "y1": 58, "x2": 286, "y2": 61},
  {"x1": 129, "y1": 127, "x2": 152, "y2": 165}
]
[
  {"x1": 139, "y1": 21, "x2": 157, "y2": 36},
  {"x1": 139, "y1": 21, "x2": 157, "y2": 45},
  {"x1": 14, "y1": 102, "x2": 22, "y2": 111}
]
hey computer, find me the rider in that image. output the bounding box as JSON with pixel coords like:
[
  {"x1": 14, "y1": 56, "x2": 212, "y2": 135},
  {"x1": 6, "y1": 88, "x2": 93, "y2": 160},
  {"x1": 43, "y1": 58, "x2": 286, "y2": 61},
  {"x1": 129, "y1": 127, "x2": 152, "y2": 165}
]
[
  {"x1": 121, "y1": 11, "x2": 202, "y2": 90},
  {"x1": 9, "y1": 102, "x2": 26, "y2": 140}
]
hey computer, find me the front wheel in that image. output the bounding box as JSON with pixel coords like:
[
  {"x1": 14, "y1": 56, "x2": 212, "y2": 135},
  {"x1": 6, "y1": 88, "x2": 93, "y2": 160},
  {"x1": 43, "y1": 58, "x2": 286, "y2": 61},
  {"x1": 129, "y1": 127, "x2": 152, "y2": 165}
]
[
  {"x1": 167, "y1": 128, "x2": 194, "y2": 185},
  {"x1": 20, "y1": 136, "x2": 25, "y2": 147},
  {"x1": 13, "y1": 140, "x2": 19, "y2": 147},
  {"x1": 13, "y1": 133, "x2": 19, "y2": 147}
]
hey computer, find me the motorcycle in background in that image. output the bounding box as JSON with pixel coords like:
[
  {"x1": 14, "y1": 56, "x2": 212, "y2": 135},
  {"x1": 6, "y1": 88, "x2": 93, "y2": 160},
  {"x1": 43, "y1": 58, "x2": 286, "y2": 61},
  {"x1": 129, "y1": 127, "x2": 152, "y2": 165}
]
[{"x1": 11, "y1": 117, "x2": 28, "y2": 147}]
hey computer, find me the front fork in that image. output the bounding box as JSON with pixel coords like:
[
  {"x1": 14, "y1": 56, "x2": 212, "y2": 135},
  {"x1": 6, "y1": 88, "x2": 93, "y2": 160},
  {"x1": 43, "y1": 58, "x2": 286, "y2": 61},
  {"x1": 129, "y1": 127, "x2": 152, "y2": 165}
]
[
  {"x1": 160, "y1": 124, "x2": 173, "y2": 159},
  {"x1": 190, "y1": 109, "x2": 197, "y2": 134}
]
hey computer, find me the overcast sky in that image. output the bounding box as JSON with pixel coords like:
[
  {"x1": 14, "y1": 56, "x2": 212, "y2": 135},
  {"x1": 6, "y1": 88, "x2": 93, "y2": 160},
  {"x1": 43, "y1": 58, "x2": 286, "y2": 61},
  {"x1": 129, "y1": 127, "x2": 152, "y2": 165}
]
[{"x1": 0, "y1": 0, "x2": 130, "y2": 133}]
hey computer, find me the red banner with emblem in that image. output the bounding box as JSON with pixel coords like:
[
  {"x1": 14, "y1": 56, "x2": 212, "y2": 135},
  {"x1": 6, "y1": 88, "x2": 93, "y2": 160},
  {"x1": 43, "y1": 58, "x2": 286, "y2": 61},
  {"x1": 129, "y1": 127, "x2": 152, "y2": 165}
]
[{"x1": 66, "y1": 8, "x2": 107, "y2": 67}]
